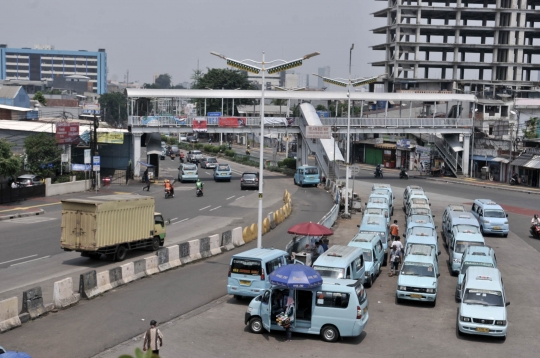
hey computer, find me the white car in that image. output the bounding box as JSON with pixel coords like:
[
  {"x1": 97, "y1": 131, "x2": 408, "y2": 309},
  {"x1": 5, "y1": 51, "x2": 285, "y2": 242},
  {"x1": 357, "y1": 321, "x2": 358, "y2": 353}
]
[{"x1": 180, "y1": 136, "x2": 188, "y2": 142}]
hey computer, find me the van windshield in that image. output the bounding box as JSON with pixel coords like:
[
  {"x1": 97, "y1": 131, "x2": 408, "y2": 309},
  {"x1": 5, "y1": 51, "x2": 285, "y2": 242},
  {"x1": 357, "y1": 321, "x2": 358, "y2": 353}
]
[
  {"x1": 463, "y1": 289, "x2": 504, "y2": 307},
  {"x1": 484, "y1": 210, "x2": 506, "y2": 218},
  {"x1": 313, "y1": 266, "x2": 344, "y2": 279},
  {"x1": 362, "y1": 249, "x2": 373, "y2": 262},
  {"x1": 455, "y1": 241, "x2": 484, "y2": 253},
  {"x1": 401, "y1": 263, "x2": 435, "y2": 277},
  {"x1": 304, "y1": 167, "x2": 318, "y2": 174},
  {"x1": 231, "y1": 259, "x2": 262, "y2": 276},
  {"x1": 409, "y1": 227, "x2": 435, "y2": 237},
  {"x1": 369, "y1": 197, "x2": 387, "y2": 204},
  {"x1": 455, "y1": 225, "x2": 480, "y2": 234},
  {"x1": 411, "y1": 198, "x2": 428, "y2": 205}
]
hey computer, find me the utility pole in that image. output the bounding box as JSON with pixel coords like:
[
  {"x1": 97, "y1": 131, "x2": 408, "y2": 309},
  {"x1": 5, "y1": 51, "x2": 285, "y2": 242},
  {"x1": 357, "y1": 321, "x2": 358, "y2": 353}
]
[{"x1": 91, "y1": 114, "x2": 99, "y2": 189}]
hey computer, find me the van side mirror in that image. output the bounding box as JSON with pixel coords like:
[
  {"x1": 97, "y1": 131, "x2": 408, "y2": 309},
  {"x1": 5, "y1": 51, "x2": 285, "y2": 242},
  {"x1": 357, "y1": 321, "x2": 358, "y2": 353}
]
[
  {"x1": 402, "y1": 234, "x2": 406, "y2": 238},
  {"x1": 438, "y1": 251, "x2": 441, "y2": 256},
  {"x1": 506, "y1": 214, "x2": 508, "y2": 218},
  {"x1": 435, "y1": 226, "x2": 438, "y2": 229},
  {"x1": 429, "y1": 203, "x2": 431, "y2": 206},
  {"x1": 506, "y1": 302, "x2": 510, "y2": 306},
  {"x1": 432, "y1": 215, "x2": 436, "y2": 218},
  {"x1": 357, "y1": 225, "x2": 360, "y2": 228},
  {"x1": 437, "y1": 273, "x2": 441, "y2": 278}
]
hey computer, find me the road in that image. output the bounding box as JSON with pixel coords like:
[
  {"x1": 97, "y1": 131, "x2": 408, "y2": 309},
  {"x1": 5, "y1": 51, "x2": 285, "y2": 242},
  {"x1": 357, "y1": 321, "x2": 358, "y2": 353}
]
[
  {"x1": 95, "y1": 170, "x2": 540, "y2": 358},
  {"x1": 0, "y1": 156, "x2": 301, "y2": 307}
]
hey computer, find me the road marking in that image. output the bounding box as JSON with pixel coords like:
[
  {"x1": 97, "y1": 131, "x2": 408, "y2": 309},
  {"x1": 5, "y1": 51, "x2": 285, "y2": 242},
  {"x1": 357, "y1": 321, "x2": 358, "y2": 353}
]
[
  {"x1": 172, "y1": 218, "x2": 189, "y2": 225},
  {"x1": 205, "y1": 172, "x2": 210, "y2": 175},
  {"x1": 235, "y1": 196, "x2": 245, "y2": 200},
  {"x1": 209, "y1": 206, "x2": 221, "y2": 211},
  {"x1": 10, "y1": 256, "x2": 50, "y2": 267},
  {"x1": 7, "y1": 217, "x2": 57, "y2": 224},
  {"x1": 0, "y1": 202, "x2": 60, "y2": 213},
  {"x1": 0, "y1": 254, "x2": 38, "y2": 266},
  {"x1": 226, "y1": 195, "x2": 236, "y2": 200},
  {"x1": 199, "y1": 205, "x2": 211, "y2": 211},
  {"x1": 171, "y1": 217, "x2": 179, "y2": 221}
]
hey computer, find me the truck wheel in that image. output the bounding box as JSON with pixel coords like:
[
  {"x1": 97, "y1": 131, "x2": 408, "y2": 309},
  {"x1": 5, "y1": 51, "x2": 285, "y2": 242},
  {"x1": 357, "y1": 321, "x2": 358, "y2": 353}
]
[
  {"x1": 151, "y1": 237, "x2": 160, "y2": 251},
  {"x1": 115, "y1": 245, "x2": 128, "y2": 262}
]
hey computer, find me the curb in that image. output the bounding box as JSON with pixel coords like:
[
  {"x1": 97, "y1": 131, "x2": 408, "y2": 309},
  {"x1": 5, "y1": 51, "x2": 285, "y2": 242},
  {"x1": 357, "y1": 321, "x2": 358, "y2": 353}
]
[{"x1": 0, "y1": 209, "x2": 45, "y2": 221}]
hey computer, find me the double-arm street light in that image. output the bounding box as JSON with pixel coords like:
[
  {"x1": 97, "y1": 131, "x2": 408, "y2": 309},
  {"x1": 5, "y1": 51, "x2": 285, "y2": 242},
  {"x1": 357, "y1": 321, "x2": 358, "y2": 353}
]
[
  {"x1": 312, "y1": 43, "x2": 385, "y2": 218},
  {"x1": 211, "y1": 50, "x2": 320, "y2": 248}
]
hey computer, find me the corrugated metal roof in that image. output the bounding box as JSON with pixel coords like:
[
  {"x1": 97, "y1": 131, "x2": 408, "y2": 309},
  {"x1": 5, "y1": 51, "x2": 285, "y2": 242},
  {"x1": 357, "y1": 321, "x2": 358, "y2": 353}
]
[
  {"x1": 524, "y1": 156, "x2": 540, "y2": 169},
  {"x1": 126, "y1": 89, "x2": 477, "y2": 102},
  {"x1": 509, "y1": 152, "x2": 535, "y2": 167},
  {"x1": 0, "y1": 104, "x2": 33, "y2": 112},
  {"x1": 477, "y1": 98, "x2": 505, "y2": 105},
  {"x1": 0, "y1": 119, "x2": 127, "y2": 135},
  {"x1": 515, "y1": 98, "x2": 540, "y2": 108},
  {"x1": 0, "y1": 86, "x2": 22, "y2": 99}
]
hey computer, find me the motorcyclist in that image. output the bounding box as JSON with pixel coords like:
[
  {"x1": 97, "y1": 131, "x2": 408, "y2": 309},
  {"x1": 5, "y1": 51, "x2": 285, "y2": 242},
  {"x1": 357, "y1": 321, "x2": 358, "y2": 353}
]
[
  {"x1": 511, "y1": 172, "x2": 519, "y2": 183},
  {"x1": 196, "y1": 178, "x2": 204, "y2": 193},
  {"x1": 531, "y1": 214, "x2": 540, "y2": 227},
  {"x1": 375, "y1": 164, "x2": 382, "y2": 176},
  {"x1": 164, "y1": 179, "x2": 174, "y2": 197}
]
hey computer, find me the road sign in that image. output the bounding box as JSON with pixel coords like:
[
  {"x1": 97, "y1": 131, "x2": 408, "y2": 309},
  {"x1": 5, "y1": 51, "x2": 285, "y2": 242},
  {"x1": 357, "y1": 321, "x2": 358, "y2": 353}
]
[
  {"x1": 93, "y1": 156, "x2": 100, "y2": 172},
  {"x1": 305, "y1": 125, "x2": 331, "y2": 139},
  {"x1": 350, "y1": 165, "x2": 360, "y2": 175},
  {"x1": 61, "y1": 154, "x2": 68, "y2": 163},
  {"x1": 84, "y1": 149, "x2": 91, "y2": 164}
]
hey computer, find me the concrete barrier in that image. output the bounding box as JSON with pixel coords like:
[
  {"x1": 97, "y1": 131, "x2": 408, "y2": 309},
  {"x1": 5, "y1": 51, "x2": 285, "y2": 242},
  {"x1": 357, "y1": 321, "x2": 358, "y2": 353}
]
[
  {"x1": 221, "y1": 230, "x2": 234, "y2": 251},
  {"x1": 53, "y1": 277, "x2": 80, "y2": 310},
  {"x1": 268, "y1": 212, "x2": 276, "y2": 229},
  {"x1": 157, "y1": 247, "x2": 170, "y2": 272},
  {"x1": 133, "y1": 259, "x2": 147, "y2": 280},
  {"x1": 209, "y1": 234, "x2": 223, "y2": 256},
  {"x1": 96, "y1": 271, "x2": 112, "y2": 293},
  {"x1": 0, "y1": 297, "x2": 21, "y2": 333},
  {"x1": 45, "y1": 177, "x2": 92, "y2": 197},
  {"x1": 168, "y1": 245, "x2": 181, "y2": 268},
  {"x1": 79, "y1": 270, "x2": 100, "y2": 299},
  {"x1": 179, "y1": 242, "x2": 192, "y2": 265},
  {"x1": 263, "y1": 218, "x2": 270, "y2": 233},
  {"x1": 145, "y1": 256, "x2": 159, "y2": 276},
  {"x1": 242, "y1": 226, "x2": 251, "y2": 242},
  {"x1": 231, "y1": 227, "x2": 245, "y2": 246},
  {"x1": 120, "y1": 262, "x2": 136, "y2": 284},
  {"x1": 20, "y1": 287, "x2": 48, "y2": 320},
  {"x1": 199, "y1": 237, "x2": 212, "y2": 258},
  {"x1": 188, "y1": 239, "x2": 202, "y2": 261}
]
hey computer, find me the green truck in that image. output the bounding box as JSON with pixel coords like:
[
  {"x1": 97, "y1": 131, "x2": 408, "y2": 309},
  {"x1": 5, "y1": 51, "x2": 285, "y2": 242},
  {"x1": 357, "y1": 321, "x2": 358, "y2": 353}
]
[{"x1": 60, "y1": 195, "x2": 166, "y2": 261}]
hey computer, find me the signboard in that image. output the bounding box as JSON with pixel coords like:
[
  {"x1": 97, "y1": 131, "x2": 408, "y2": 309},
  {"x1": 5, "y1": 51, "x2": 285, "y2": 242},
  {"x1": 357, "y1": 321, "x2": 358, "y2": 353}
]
[
  {"x1": 396, "y1": 139, "x2": 411, "y2": 149},
  {"x1": 305, "y1": 125, "x2": 331, "y2": 139},
  {"x1": 55, "y1": 122, "x2": 79, "y2": 144},
  {"x1": 193, "y1": 119, "x2": 208, "y2": 132},
  {"x1": 82, "y1": 103, "x2": 101, "y2": 115},
  {"x1": 350, "y1": 165, "x2": 360, "y2": 174},
  {"x1": 414, "y1": 145, "x2": 431, "y2": 172},
  {"x1": 92, "y1": 156, "x2": 100, "y2": 172},
  {"x1": 61, "y1": 154, "x2": 68, "y2": 163},
  {"x1": 207, "y1": 112, "x2": 220, "y2": 126},
  {"x1": 96, "y1": 132, "x2": 124, "y2": 144},
  {"x1": 84, "y1": 149, "x2": 91, "y2": 164},
  {"x1": 316, "y1": 111, "x2": 330, "y2": 118},
  {"x1": 218, "y1": 117, "x2": 246, "y2": 128},
  {"x1": 72, "y1": 164, "x2": 91, "y2": 171}
]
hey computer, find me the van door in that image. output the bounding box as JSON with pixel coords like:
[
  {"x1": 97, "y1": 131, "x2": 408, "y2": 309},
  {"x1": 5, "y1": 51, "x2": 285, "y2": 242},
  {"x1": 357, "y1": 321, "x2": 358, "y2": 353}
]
[
  {"x1": 261, "y1": 290, "x2": 272, "y2": 331},
  {"x1": 354, "y1": 255, "x2": 365, "y2": 283}
]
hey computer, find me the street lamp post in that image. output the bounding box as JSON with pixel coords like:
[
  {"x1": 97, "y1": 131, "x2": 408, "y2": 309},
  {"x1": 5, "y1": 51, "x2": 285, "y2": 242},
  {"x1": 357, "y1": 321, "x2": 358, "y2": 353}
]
[
  {"x1": 313, "y1": 45, "x2": 385, "y2": 217},
  {"x1": 211, "y1": 51, "x2": 319, "y2": 248}
]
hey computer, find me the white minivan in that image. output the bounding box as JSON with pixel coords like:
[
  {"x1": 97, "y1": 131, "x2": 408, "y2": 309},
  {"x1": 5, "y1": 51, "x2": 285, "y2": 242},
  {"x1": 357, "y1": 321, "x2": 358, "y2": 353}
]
[{"x1": 313, "y1": 245, "x2": 365, "y2": 284}]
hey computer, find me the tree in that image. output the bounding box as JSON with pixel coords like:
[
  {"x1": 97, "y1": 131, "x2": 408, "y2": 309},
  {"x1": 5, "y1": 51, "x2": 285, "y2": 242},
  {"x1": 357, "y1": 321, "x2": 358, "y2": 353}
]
[
  {"x1": 315, "y1": 104, "x2": 328, "y2": 111},
  {"x1": 98, "y1": 92, "x2": 127, "y2": 124},
  {"x1": 191, "y1": 68, "x2": 256, "y2": 114},
  {"x1": 523, "y1": 117, "x2": 539, "y2": 139},
  {"x1": 33, "y1": 91, "x2": 47, "y2": 106},
  {"x1": 0, "y1": 139, "x2": 21, "y2": 179},
  {"x1": 271, "y1": 99, "x2": 288, "y2": 106},
  {"x1": 24, "y1": 133, "x2": 62, "y2": 178},
  {"x1": 155, "y1": 74, "x2": 172, "y2": 89}
]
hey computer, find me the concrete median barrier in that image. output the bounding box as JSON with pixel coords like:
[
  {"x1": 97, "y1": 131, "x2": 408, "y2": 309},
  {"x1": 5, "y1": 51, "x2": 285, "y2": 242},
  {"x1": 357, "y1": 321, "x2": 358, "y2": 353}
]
[
  {"x1": 221, "y1": 230, "x2": 234, "y2": 251},
  {"x1": 20, "y1": 287, "x2": 48, "y2": 320},
  {"x1": 96, "y1": 271, "x2": 112, "y2": 293},
  {"x1": 133, "y1": 259, "x2": 147, "y2": 280},
  {"x1": 157, "y1": 247, "x2": 170, "y2": 272},
  {"x1": 188, "y1": 239, "x2": 202, "y2": 261},
  {"x1": 168, "y1": 245, "x2": 181, "y2": 268},
  {"x1": 120, "y1": 262, "x2": 136, "y2": 284},
  {"x1": 145, "y1": 256, "x2": 159, "y2": 276},
  {"x1": 232, "y1": 227, "x2": 244, "y2": 246},
  {"x1": 242, "y1": 226, "x2": 251, "y2": 242},
  {"x1": 53, "y1": 277, "x2": 80, "y2": 310},
  {"x1": 79, "y1": 270, "x2": 100, "y2": 299},
  {"x1": 0, "y1": 297, "x2": 21, "y2": 333},
  {"x1": 179, "y1": 242, "x2": 192, "y2": 265},
  {"x1": 209, "y1": 234, "x2": 223, "y2": 255},
  {"x1": 268, "y1": 212, "x2": 276, "y2": 229},
  {"x1": 263, "y1": 218, "x2": 270, "y2": 233},
  {"x1": 199, "y1": 237, "x2": 212, "y2": 258}
]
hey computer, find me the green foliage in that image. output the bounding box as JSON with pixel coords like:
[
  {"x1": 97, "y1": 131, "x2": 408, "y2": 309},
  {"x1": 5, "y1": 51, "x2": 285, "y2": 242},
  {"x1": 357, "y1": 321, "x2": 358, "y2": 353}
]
[
  {"x1": 203, "y1": 144, "x2": 213, "y2": 152},
  {"x1": 225, "y1": 149, "x2": 235, "y2": 157},
  {"x1": 523, "y1": 117, "x2": 539, "y2": 139},
  {"x1": 315, "y1": 104, "x2": 327, "y2": 111},
  {"x1": 191, "y1": 68, "x2": 256, "y2": 114},
  {"x1": 118, "y1": 347, "x2": 156, "y2": 358},
  {"x1": 98, "y1": 92, "x2": 127, "y2": 124},
  {"x1": 271, "y1": 99, "x2": 287, "y2": 106},
  {"x1": 33, "y1": 91, "x2": 47, "y2": 106},
  {"x1": 0, "y1": 139, "x2": 21, "y2": 179},
  {"x1": 282, "y1": 158, "x2": 297, "y2": 170},
  {"x1": 23, "y1": 133, "x2": 62, "y2": 178}
]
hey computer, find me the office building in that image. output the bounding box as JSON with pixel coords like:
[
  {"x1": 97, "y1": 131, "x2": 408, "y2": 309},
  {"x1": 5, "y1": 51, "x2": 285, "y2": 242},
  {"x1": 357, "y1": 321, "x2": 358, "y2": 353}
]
[
  {"x1": 317, "y1": 66, "x2": 330, "y2": 89},
  {"x1": 0, "y1": 45, "x2": 107, "y2": 94}
]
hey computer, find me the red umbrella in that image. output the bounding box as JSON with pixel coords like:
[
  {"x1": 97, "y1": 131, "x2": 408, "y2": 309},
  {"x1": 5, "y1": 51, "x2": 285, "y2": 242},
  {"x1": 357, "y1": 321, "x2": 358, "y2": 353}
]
[{"x1": 287, "y1": 222, "x2": 333, "y2": 236}]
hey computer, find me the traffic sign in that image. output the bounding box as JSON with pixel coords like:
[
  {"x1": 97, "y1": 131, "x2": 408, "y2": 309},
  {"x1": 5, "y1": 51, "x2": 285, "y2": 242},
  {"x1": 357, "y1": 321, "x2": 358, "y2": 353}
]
[
  {"x1": 84, "y1": 149, "x2": 91, "y2": 164},
  {"x1": 350, "y1": 165, "x2": 360, "y2": 175},
  {"x1": 305, "y1": 125, "x2": 331, "y2": 139},
  {"x1": 61, "y1": 154, "x2": 68, "y2": 163},
  {"x1": 93, "y1": 156, "x2": 100, "y2": 172}
]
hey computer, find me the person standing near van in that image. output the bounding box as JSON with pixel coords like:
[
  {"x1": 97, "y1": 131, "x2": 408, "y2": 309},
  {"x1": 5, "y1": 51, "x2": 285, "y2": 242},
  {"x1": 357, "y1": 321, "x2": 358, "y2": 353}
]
[
  {"x1": 390, "y1": 220, "x2": 399, "y2": 242},
  {"x1": 143, "y1": 320, "x2": 163, "y2": 357},
  {"x1": 283, "y1": 297, "x2": 295, "y2": 342},
  {"x1": 389, "y1": 243, "x2": 402, "y2": 277}
]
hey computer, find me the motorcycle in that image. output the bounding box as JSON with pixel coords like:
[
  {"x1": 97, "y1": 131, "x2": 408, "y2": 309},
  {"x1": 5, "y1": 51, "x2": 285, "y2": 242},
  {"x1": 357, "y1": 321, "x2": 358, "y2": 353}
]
[
  {"x1": 164, "y1": 187, "x2": 174, "y2": 199},
  {"x1": 510, "y1": 176, "x2": 519, "y2": 185},
  {"x1": 374, "y1": 169, "x2": 383, "y2": 179},
  {"x1": 531, "y1": 224, "x2": 540, "y2": 239},
  {"x1": 179, "y1": 152, "x2": 185, "y2": 163},
  {"x1": 399, "y1": 168, "x2": 409, "y2": 180},
  {"x1": 196, "y1": 188, "x2": 203, "y2": 197}
]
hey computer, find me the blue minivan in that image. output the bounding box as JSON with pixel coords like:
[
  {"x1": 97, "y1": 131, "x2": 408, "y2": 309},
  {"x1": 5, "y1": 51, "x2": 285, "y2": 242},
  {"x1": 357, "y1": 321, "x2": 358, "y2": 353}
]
[
  {"x1": 228, "y1": 248, "x2": 292, "y2": 299},
  {"x1": 294, "y1": 165, "x2": 320, "y2": 187},
  {"x1": 358, "y1": 214, "x2": 389, "y2": 264}
]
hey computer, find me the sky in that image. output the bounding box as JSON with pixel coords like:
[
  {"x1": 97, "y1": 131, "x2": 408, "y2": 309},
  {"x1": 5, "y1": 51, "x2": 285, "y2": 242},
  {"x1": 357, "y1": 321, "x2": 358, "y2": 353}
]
[{"x1": 2, "y1": 0, "x2": 386, "y2": 86}]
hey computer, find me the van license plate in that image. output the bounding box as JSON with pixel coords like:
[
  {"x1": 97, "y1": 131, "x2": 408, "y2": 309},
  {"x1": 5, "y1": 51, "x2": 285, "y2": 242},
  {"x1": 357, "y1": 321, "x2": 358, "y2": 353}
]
[
  {"x1": 493, "y1": 226, "x2": 501, "y2": 230},
  {"x1": 475, "y1": 327, "x2": 490, "y2": 333},
  {"x1": 239, "y1": 280, "x2": 251, "y2": 286},
  {"x1": 222, "y1": 173, "x2": 226, "y2": 176},
  {"x1": 410, "y1": 294, "x2": 422, "y2": 299}
]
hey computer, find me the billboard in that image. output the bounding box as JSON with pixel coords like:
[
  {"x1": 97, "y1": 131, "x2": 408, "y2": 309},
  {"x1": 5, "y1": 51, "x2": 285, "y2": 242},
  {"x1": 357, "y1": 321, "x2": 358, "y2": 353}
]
[
  {"x1": 305, "y1": 125, "x2": 331, "y2": 139},
  {"x1": 97, "y1": 132, "x2": 124, "y2": 144},
  {"x1": 56, "y1": 122, "x2": 80, "y2": 144},
  {"x1": 193, "y1": 119, "x2": 207, "y2": 132},
  {"x1": 82, "y1": 103, "x2": 101, "y2": 115},
  {"x1": 218, "y1": 117, "x2": 246, "y2": 128}
]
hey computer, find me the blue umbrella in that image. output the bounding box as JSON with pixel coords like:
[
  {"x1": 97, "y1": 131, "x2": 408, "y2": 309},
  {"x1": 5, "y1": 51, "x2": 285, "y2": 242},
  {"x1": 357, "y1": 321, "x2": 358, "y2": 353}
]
[
  {"x1": 269, "y1": 264, "x2": 323, "y2": 289},
  {"x1": 2, "y1": 352, "x2": 32, "y2": 358}
]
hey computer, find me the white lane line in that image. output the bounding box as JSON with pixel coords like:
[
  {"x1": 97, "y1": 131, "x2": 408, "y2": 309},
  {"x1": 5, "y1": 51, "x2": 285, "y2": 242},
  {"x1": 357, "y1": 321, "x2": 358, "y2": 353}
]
[
  {"x1": 205, "y1": 172, "x2": 210, "y2": 175},
  {"x1": 231, "y1": 170, "x2": 243, "y2": 175},
  {"x1": 0, "y1": 254, "x2": 38, "y2": 266},
  {"x1": 172, "y1": 218, "x2": 189, "y2": 225},
  {"x1": 235, "y1": 196, "x2": 245, "y2": 200},
  {"x1": 10, "y1": 256, "x2": 50, "y2": 267},
  {"x1": 199, "y1": 205, "x2": 211, "y2": 211},
  {"x1": 209, "y1": 206, "x2": 221, "y2": 212},
  {"x1": 171, "y1": 217, "x2": 179, "y2": 221},
  {"x1": 226, "y1": 195, "x2": 236, "y2": 200}
]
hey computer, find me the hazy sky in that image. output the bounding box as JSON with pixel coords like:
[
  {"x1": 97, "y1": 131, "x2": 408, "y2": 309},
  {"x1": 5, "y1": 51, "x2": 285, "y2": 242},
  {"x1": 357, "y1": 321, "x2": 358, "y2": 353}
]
[{"x1": 2, "y1": 0, "x2": 386, "y2": 86}]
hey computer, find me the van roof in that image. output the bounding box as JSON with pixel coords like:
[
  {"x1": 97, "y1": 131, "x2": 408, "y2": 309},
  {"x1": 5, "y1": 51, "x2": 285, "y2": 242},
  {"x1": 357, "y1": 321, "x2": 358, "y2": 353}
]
[
  {"x1": 232, "y1": 248, "x2": 287, "y2": 260},
  {"x1": 447, "y1": 210, "x2": 476, "y2": 222},
  {"x1": 406, "y1": 186, "x2": 423, "y2": 191},
  {"x1": 474, "y1": 199, "x2": 502, "y2": 208},
  {"x1": 447, "y1": 204, "x2": 466, "y2": 212},
  {"x1": 408, "y1": 214, "x2": 432, "y2": 223},
  {"x1": 406, "y1": 244, "x2": 435, "y2": 257},
  {"x1": 313, "y1": 245, "x2": 363, "y2": 267},
  {"x1": 350, "y1": 232, "x2": 380, "y2": 244},
  {"x1": 321, "y1": 277, "x2": 359, "y2": 289},
  {"x1": 465, "y1": 245, "x2": 494, "y2": 256},
  {"x1": 372, "y1": 190, "x2": 390, "y2": 196},
  {"x1": 406, "y1": 235, "x2": 437, "y2": 245},
  {"x1": 372, "y1": 184, "x2": 391, "y2": 189},
  {"x1": 360, "y1": 215, "x2": 386, "y2": 229},
  {"x1": 403, "y1": 253, "x2": 436, "y2": 265},
  {"x1": 464, "y1": 267, "x2": 502, "y2": 290},
  {"x1": 298, "y1": 165, "x2": 318, "y2": 169}
]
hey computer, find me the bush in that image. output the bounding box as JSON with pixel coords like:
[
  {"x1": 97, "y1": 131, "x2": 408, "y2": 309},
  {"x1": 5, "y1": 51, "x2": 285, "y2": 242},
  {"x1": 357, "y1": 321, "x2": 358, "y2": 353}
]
[
  {"x1": 194, "y1": 143, "x2": 203, "y2": 150},
  {"x1": 203, "y1": 144, "x2": 213, "y2": 152},
  {"x1": 225, "y1": 150, "x2": 235, "y2": 157},
  {"x1": 211, "y1": 146, "x2": 220, "y2": 153},
  {"x1": 282, "y1": 158, "x2": 296, "y2": 170}
]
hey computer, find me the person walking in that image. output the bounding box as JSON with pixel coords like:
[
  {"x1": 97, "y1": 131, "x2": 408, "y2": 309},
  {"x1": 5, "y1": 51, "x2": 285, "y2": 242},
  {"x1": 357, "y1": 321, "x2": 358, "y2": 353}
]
[
  {"x1": 143, "y1": 320, "x2": 163, "y2": 357},
  {"x1": 142, "y1": 169, "x2": 151, "y2": 191},
  {"x1": 389, "y1": 241, "x2": 402, "y2": 277},
  {"x1": 390, "y1": 220, "x2": 400, "y2": 242}
]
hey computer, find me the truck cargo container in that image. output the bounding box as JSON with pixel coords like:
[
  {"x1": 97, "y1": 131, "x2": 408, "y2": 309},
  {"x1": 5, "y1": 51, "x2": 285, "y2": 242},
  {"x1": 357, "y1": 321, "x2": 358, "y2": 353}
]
[{"x1": 60, "y1": 195, "x2": 166, "y2": 261}]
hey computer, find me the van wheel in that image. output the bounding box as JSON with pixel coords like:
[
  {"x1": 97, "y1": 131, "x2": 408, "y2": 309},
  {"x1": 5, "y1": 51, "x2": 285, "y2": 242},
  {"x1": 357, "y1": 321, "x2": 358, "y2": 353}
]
[
  {"x1": 431, "y1": 298, "x2": 437, "y2": 307},
  {"x1": 115, "y1": 245, "x2": 128, "y2": 262},
  {"x1": 382, "y1": 253, "x2": 388, "y2": 266},
  {"x1": 293, "y1": 178, "x2": 297, "y2": 185},
  {"x1": 321, "y1": 325, "x2": 339, "y2": 342},
  {"x1": 366, "y1": 274, "x2": 373, "y2": 287},
  {"x1": 503, "y1": 233, "x2": 508, "y2": 238},
  {"x1": 395, "y1": 294, "x2": 403, "y2": 304},
  {"x1": 249, "y1": 317, "x2": 263, "y2": 333},
  {"x1": 234, "y1": 295, "x2": 242, "y2": 300},
  {"x1": 480, "y1": 226, "x2": 485, "y2": 235}
]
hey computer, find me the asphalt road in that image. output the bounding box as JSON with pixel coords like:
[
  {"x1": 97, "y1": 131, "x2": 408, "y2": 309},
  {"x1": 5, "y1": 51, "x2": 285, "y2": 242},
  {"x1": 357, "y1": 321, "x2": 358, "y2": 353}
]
[{"x1": 0, "y1": 173, "x2": 333, "y2": 358}]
